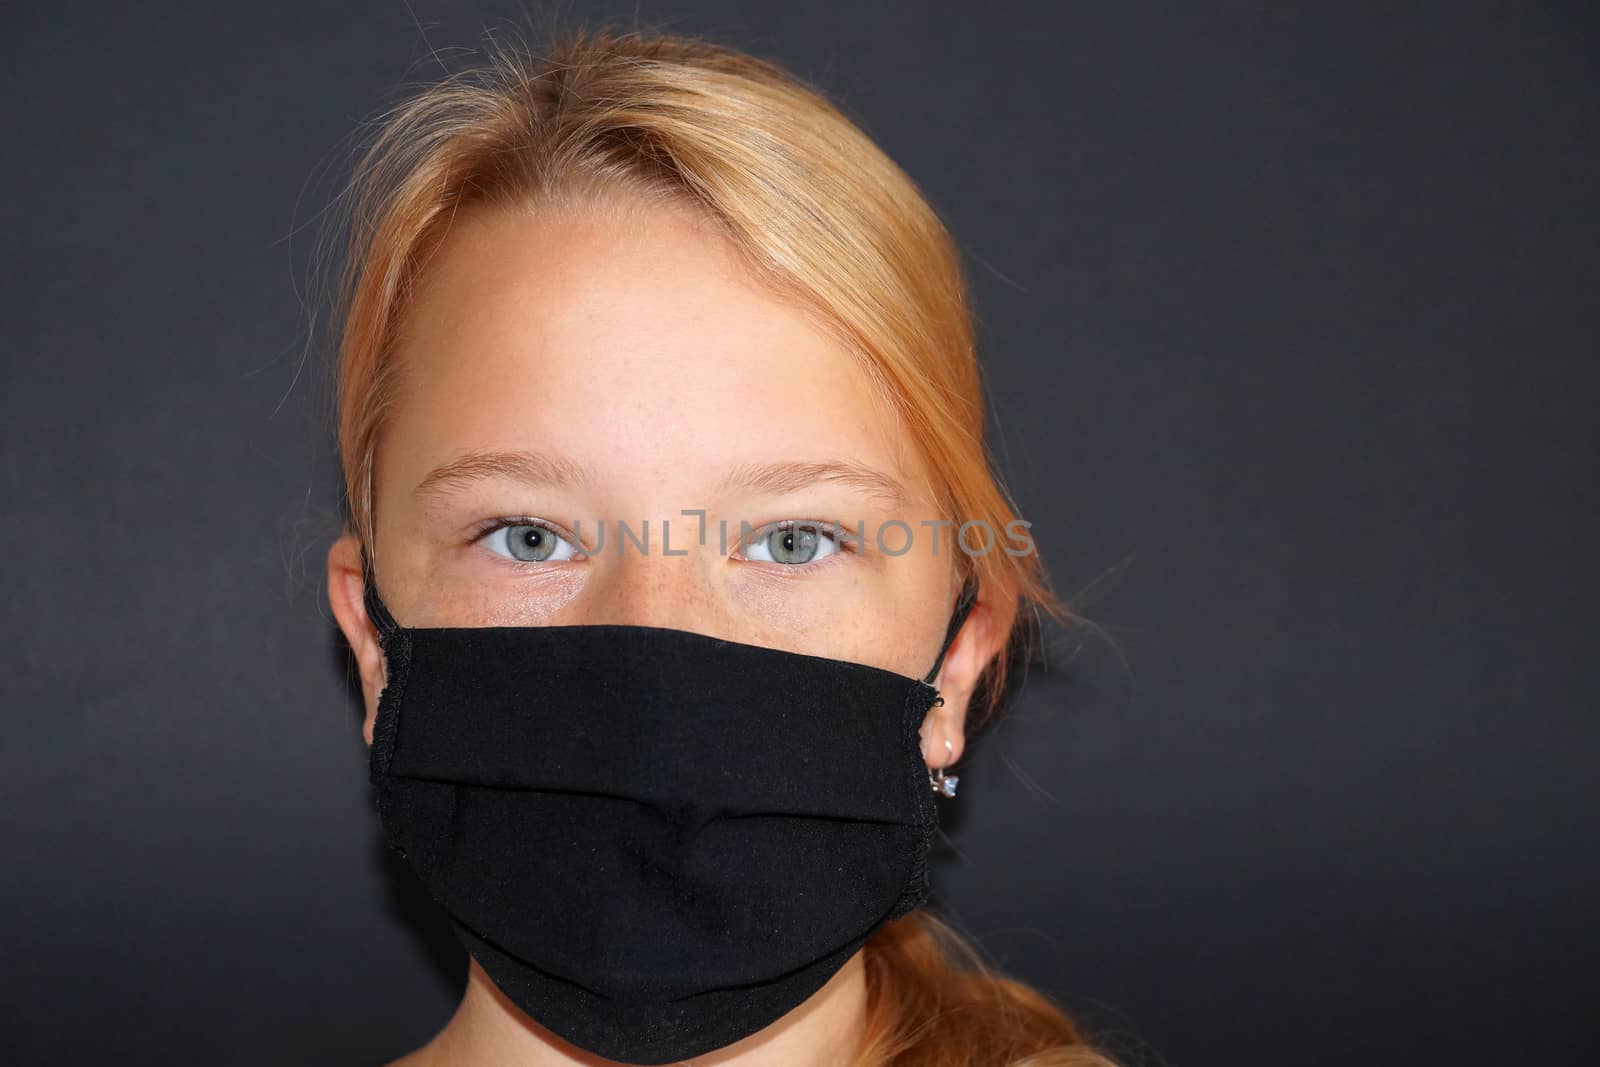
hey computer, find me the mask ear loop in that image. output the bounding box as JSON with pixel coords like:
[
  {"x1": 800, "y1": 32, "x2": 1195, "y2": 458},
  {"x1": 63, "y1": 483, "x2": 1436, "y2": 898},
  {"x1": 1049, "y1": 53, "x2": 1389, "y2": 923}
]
[
  {"x1": 921, "y1": 573, "x2": 981, "y2": 687},
  {"x1": 358, "y1": 542, "x2": 411, "y2": 790},
  {"x1": 920, "y1": 574, "x2": 979, "y2": 800},
  {"x1": 358, "y1": 542, "x2": 401, "y2": 639}
]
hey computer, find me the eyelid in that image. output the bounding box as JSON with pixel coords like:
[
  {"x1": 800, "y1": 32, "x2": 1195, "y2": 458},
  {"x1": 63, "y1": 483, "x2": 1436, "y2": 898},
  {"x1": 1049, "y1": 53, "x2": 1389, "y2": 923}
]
[
  {"x1": 735, "y1": 518, "x2": 858, "y2": 566},
  {"x1": 736, "y1": 517, "x2": 845, "y2": 545},
  {"x1": 467, "y1": 516, "x2": 857, "y2": 563},
  {"x1": 472, "y1": 516, "x2": 589, "y2": 558}
]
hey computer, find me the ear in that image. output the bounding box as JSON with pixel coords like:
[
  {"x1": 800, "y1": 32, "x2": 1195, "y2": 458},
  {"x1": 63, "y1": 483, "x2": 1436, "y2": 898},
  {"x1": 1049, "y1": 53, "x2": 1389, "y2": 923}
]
[
  {"x1": 326, "y1": 533, "x2": 386, "y2": 746},
  {"x1": 918, "y1": 586, "x2": 1001, "y2": 772}
]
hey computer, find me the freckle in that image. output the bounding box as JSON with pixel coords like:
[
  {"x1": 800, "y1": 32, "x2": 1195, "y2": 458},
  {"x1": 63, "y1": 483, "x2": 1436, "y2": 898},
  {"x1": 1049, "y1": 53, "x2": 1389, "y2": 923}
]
[
  {"x1": 734, "y1": 582, "x2": 814, "y2": 634},
  {"x1": 499, "y1": 575, "x2": 584, "y2": 626}
]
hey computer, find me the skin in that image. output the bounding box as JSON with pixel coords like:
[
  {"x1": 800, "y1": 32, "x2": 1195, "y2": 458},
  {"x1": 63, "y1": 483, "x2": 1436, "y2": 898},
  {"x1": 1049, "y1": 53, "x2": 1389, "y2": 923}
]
[{"x1": 326, "y1": 194, "x2": 1000, "y2": 1066}]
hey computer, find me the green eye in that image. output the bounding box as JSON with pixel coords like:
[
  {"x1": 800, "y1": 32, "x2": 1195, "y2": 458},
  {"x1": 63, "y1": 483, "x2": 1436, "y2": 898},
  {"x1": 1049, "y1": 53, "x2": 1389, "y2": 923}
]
[
  {"x1": 479, "y1": 521, "x2": 582, "y2": 563},
  {"x1": 744, "y1": 521, "x2": 840, "y2": 566}
]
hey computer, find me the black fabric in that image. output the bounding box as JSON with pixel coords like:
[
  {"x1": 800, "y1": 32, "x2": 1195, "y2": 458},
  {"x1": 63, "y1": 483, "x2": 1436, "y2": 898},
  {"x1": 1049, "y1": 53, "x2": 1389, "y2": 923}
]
[{"x1": 360, "y1": 556, "x2": 978, "y2": 1065}]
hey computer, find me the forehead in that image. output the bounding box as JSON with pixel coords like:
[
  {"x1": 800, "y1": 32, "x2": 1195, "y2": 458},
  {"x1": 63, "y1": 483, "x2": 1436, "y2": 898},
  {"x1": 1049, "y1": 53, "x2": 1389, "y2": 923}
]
[{"x1": 379, "y1": 199, "x2": 932, "y2": 510}]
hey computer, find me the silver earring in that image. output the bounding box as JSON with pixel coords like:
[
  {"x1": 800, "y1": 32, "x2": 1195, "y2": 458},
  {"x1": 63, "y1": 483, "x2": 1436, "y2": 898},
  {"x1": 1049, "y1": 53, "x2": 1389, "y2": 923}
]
[{"x1": 928, "y1": 737, "x2": 959, "y2": 798}]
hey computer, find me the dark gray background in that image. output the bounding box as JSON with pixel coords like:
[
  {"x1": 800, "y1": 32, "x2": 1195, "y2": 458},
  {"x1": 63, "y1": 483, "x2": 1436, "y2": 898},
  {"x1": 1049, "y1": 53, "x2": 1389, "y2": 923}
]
[{"x1": 3, "y1": 2, "x2": 1594, "y2": 1065}]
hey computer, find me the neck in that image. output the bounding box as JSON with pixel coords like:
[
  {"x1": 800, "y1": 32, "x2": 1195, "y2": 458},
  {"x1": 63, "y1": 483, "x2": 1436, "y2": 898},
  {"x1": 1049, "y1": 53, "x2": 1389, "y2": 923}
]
[{"x1": 402, "y1": 952, "x2": 870, "y2": 1067}]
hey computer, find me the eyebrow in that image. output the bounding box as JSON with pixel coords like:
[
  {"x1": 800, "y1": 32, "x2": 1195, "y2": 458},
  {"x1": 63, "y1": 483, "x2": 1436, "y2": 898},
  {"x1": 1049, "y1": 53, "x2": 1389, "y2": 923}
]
[
  {"x1": 718, "y1": 458, "x2": 907, "y2": 511},
  {"x1": 413, "y1": 449, "x2": 908, "y2": 511},
  {"x1": 414, "y1": 449, "x2": 596, "y2": 507}
]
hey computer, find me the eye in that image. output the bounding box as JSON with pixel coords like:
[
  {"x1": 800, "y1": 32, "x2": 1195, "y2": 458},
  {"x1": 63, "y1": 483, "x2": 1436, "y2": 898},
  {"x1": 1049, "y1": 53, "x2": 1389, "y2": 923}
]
[
  {"x1": 742, "y1": 520, "x2": 842, "y2": 566},
  {"x1": 477, "y1": 520, "x2": 583, "y2": 563}
]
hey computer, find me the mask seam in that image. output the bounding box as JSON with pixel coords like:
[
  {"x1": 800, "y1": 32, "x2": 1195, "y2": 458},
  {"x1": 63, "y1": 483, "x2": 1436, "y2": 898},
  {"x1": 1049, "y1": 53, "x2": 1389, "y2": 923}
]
[
  {"x1": 370, "y1": 626, "x2": 411, "y2": 784},
  {"x1": 889, "y1": 681, "x2": 936, "y2": 921}
]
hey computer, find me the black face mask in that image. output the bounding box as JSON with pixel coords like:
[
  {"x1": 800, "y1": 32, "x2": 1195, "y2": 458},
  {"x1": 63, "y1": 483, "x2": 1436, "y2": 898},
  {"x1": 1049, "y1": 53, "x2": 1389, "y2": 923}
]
[{"x1": 361, "y1": 556, "x2": 979, "y2": 1065}]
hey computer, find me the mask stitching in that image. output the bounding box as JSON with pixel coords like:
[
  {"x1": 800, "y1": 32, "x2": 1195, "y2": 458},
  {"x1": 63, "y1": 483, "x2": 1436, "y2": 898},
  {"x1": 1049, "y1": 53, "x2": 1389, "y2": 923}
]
[
  {"x1": 370, "y1": 624, "x2": 411, "y2": 784},
  {"x1": 888, "y1": 681, "x2": 938, "y2": 922}
]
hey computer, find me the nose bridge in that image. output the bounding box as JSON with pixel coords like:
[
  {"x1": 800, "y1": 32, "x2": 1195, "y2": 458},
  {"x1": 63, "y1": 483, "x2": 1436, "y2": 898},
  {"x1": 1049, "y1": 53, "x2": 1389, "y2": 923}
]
[{"x1": 583, "y1": 536, "x2": 718, "y2": 632}]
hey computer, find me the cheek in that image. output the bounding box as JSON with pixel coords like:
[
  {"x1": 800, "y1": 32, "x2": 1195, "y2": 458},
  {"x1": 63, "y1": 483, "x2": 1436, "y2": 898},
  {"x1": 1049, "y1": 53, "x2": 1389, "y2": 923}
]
[
  {"x1": 729, "y1": 579, "x2": 815, "y2": 635},
  {"x1": 874, "y1": 595, "x2": 955, "y2": 680},
  {"x1": 464, "y1": 570, "x2": 587, "y2": 627},
  {"x1": 726, "y1": 575, "x2": 932, "y2": 677}
]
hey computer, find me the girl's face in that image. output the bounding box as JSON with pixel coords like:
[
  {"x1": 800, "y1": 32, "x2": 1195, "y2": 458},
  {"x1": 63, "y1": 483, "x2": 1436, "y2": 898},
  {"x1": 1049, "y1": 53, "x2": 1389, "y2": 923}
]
[{"x1": 335, "y1": 197, "x2": 985, "y2": 747}]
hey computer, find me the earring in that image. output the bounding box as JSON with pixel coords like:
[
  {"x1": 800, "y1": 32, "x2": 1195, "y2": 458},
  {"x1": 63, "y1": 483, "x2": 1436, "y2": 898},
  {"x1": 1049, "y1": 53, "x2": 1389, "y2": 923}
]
[{"x1": 928, "y1": 737, "x2": 959, "y2": 798}]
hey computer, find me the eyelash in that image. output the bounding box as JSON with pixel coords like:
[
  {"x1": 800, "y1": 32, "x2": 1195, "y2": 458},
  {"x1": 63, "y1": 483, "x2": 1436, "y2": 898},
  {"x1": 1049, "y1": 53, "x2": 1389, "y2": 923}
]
[
  {"x1": 469, "y1": 516, "x2": 584, "y2": 556},
  {"x1": 739, "y1": 519, "x2": 859, "y2": 572},
  {"x1": 467, "y1": 516, "x2": 858, "y2": 569}
]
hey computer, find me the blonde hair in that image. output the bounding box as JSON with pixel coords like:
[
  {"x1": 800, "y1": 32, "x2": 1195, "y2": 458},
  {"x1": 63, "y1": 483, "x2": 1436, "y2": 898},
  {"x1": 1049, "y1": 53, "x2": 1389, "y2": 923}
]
[{"x1": 328, "y1": 21, "x2": 1118, "y2": 1067}]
